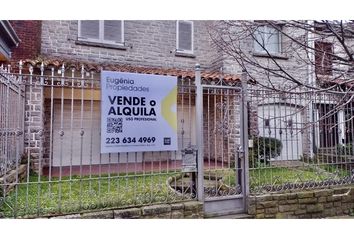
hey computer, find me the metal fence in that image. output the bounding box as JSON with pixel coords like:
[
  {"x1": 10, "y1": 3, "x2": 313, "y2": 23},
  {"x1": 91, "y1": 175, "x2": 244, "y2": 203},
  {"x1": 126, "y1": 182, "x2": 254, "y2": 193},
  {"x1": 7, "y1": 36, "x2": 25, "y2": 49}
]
[
  {"x1": 0, "y1": 63, "x2": 199, "y2": 218},
  {"x1": 0, "y1": 65, "x2": 25, "y2": 190},
  {"x1": 1, "y1": 62, "x2": 354, "y2": 218},
  {"x1": 248, "y1": 86, "x2": 354, "y2": 194}
]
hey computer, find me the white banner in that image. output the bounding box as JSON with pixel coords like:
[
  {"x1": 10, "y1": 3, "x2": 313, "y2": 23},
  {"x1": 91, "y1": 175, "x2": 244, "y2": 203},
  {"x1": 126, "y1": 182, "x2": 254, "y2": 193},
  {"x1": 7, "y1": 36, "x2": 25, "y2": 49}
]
[{"x1": 101, "y1": 71, "x2": 178, "y2": 153}]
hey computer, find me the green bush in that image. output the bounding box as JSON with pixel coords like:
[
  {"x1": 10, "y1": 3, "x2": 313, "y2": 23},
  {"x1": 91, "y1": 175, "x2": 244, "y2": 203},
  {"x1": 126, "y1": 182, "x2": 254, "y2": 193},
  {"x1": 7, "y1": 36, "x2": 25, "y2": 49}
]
[
  {"x1": 249, "y1": 136, "x2": 282, "y2": 167},
  {"x1": 337, "y1": 143, "x2": 354, "y2": 155}
]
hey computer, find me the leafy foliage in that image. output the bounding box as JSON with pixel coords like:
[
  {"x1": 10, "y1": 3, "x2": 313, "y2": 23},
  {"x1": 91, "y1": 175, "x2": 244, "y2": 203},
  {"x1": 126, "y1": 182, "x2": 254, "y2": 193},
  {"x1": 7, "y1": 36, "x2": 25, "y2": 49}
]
[
  {"x1": 250, "y1": 136, "x2": 283, "y2": 167},
  {"x1": 337, "y1": 143, "x2": 354, "y2": 155}
]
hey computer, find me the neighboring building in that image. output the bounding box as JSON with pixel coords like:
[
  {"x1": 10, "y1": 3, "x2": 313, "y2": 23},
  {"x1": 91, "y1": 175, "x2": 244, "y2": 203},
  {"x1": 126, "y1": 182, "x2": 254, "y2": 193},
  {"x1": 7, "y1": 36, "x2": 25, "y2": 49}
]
[
  {"x1": 0, "y1": 21, "x2": 20, "y2": 62},
  {"x1": 0, "y1": 21, "x2": 20, "y2": 176}
]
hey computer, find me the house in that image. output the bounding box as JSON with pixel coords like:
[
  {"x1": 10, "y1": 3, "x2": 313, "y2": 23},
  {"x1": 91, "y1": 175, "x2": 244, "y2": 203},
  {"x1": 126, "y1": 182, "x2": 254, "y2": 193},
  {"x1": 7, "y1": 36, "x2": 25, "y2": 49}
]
[
  {"x1": 4, "y1": 20, "x2": 349, "y2": 175},
  {"x1": 2, "y1": 20, "x2": 354, "y2": 218},
  {"x1": 5, "y1": 20, "x2": 242, "y2": 175}
]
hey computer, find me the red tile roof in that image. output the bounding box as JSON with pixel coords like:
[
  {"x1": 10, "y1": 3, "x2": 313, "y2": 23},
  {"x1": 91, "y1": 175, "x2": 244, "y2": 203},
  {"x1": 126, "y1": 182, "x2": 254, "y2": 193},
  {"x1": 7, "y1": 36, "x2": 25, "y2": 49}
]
[{"x1": 21, "y1": 58, "x2": 241, "y2": 83}]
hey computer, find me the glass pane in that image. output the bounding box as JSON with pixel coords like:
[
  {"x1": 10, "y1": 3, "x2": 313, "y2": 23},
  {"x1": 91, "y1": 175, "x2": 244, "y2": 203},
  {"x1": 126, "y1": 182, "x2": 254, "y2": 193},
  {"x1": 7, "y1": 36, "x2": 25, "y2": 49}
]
[
  {"x1": 104, "y1": 20, "x2": 122, "y2": 42},
  {"x1": 254, "y1": 26, "x2": 266, "y2": 52},
  {"x1": 80, "y1": 20, "x2": 99, "y2": 39},
  {"x1": 178, "y1": 21, "x2": 192, "y2": 51},
  {"x1": 265, "y1": 27, "x2": 280, "y2": 53}
]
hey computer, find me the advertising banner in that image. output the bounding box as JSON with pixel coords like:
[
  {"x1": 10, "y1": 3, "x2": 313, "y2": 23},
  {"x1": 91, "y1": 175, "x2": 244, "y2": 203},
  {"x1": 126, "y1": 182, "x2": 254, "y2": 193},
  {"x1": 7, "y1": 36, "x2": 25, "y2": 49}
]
[{"x1": 101, "y1": 71, "x2": 178, "y2": 153}]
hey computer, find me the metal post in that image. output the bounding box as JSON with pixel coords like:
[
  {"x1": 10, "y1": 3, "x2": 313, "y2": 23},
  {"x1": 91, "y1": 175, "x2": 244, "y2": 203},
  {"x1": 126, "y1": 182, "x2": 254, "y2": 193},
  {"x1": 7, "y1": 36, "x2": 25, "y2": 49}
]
[
  {"x1": 307, "y1": 20, "x2": 316, "y2": 158},
  {"x1": 195, "y1": 63, "x2": 204, "y2": 201},
  {"x1": 240, "y1": 70, "x2": 249, "y2": 211},
  {"x1": 338, "y1": 110, "x2": 345, "y2": 145}
]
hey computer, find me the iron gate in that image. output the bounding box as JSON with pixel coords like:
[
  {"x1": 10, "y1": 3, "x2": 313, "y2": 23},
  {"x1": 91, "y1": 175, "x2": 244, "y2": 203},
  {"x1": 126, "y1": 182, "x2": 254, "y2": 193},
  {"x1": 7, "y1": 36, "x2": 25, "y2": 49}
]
[{"x1": 195, "y1": 66, "x2": 248, "y2": 215}]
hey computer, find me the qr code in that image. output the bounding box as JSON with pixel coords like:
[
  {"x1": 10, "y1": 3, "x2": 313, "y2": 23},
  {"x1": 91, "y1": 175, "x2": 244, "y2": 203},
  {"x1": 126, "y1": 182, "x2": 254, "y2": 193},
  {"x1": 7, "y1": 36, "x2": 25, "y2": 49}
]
[{"x1": 107, "y1": 117, "x2": 123, "y2": 133}]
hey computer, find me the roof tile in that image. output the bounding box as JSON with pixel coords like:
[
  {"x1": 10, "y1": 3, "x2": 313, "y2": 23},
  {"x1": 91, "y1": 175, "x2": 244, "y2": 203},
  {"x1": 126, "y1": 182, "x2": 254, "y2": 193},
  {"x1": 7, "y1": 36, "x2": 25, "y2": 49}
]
[{"x1": 20, "y1": 58, "x2": 241, "y2": 83}]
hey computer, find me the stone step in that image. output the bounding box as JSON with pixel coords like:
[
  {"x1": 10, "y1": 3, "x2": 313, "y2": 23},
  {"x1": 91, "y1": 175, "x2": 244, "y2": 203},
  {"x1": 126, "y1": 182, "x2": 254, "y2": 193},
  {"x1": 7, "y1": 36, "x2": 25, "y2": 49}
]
[
  {"x1": 207, "y1": 213, "x2": 253, "y2": 219},
  {"x1": 204, "y1": 210, "x2": 253, "y2": 219}
]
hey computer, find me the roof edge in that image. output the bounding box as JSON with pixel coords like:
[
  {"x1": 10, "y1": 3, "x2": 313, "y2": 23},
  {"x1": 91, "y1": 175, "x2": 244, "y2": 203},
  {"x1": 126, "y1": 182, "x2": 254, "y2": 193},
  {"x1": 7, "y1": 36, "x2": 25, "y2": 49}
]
[{"x1": 0, "y1": 21, "x2": 21, "y2": 47}]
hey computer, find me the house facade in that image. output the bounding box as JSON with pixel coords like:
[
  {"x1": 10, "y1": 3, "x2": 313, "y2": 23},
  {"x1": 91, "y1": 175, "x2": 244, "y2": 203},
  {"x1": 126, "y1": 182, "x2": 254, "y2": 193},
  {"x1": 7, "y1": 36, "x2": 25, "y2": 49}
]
[
  {"x1": 2, "y1": 20, "x2": 354, "y2": 218},
  {"x1": 3, "y1": 20, "x2": 350, "y2": 175},
  {"x1": 12, "y1": 20, "x2": 241, "y2": 174}
]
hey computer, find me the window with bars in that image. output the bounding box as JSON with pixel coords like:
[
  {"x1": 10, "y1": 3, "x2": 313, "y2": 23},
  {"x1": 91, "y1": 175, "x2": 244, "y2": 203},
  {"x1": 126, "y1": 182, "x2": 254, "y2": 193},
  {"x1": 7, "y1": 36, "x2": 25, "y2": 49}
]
[
  {"x1": 254, "y1": 25, "x2": 282, "y2": 54},
  {"x1": 78, "y1": 20, "x2": 124, "y2": 46},
  {"x1": 315, "y1": 41, "x2": 333, "y2": 75},
  {"x1": 176, "y1": 20, "x2": 193, "y2": 54}
]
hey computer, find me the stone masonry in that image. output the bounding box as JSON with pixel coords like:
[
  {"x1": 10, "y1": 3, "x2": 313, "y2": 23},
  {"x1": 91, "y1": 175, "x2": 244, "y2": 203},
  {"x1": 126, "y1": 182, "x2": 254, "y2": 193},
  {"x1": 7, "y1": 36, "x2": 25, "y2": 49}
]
[
  {"x1": 48, "y1": 201, "x2": 203, "y2": 219},
  {"x1": 41, "y1": 21, "x2": 219, "y2": 72},
  {"x1": 248, "y1": 184, "x2": 354, "y2": 218},
  {"x1": 24, "y1": 82, "x2": 44, "y2": 174}
]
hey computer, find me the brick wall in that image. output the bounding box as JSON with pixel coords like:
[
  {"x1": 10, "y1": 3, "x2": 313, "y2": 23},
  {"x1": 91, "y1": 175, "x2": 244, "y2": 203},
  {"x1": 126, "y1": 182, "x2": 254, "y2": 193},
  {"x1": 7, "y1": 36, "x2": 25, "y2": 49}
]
[{"x1": 9, "y1": 21, "x2": 42, "y2": 63}]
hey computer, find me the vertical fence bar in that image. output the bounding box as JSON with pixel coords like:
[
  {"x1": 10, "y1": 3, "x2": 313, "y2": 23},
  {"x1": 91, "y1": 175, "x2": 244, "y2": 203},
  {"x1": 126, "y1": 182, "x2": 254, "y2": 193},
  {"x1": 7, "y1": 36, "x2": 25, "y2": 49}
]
[
  {"x1": 213, "y1": 89, "x2": 217, "y2": 193},
  {"x1": 14, "y1": 60, "x2": 24, "y2": 217},
  {"x1": 48, "y1": 67, "x2": 54, "y2": 196},
  {"x1": 25, "y1": 66, "x2": 34, "y2": 215},
  {"x1": 89, "y1": 71, "x2": 94, "y2": 192},
  {"x1": 207, "y1": 88, "x2": 211, "y2": 184},
  {"x1": 3, "y1": 66, "x2": 10, "y2": 202},
  {"x1": 3, "y1": 66, "x2": 12, "y2": 203},
  {"x1": 79, "y1": 65, "x2": 85, "y2": 210},
  {"x1": 195, "y1": 64, "x2": 204, "y2": 201},
  {"x1": 241, "y1": 71, "x2": 249, "y2": 203},
  {"x1": 69, "y1": 68, "x2": 74, "y2": 205},
  {"x1": 58, "y1": 64, "x2": 65, "y2": 212},
  {"x1": 0, "y1": 65, "x2": 3, "y2": 182},
  {"x1": 180, "y1": 76, "x2": 185, "y2": 197},
  {"x1": 36, "y1": 62, "x2": 44, "y2": 216}
]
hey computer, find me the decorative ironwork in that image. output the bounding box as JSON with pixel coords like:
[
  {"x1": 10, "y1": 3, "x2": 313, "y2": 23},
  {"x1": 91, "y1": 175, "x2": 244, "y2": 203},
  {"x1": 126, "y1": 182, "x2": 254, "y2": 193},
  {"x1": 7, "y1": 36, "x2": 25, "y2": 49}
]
[
  {"x1": 214, "y1": 100, "x2": 231, "y2": 135},
  {"x1": 0, "y1": 63, "x2": 201, "y2": 218},
  {"x1": 249, "y1": 86, "x2": 354, "y2": 195},
  {"x1": 2, "y1": 62, "x2": 354, "y2": 217}
]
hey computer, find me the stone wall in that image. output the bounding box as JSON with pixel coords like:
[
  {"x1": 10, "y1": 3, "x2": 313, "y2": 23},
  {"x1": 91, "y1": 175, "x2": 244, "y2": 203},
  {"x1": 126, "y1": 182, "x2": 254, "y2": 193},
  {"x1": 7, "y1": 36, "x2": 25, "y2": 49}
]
[
  {"x1": 48, "y1": 201, "x2": 203, "y2": 219},
  {"x1": 0, "y1": 164, "x2": 27, "y2": 195},
  {"x1": 248, "y1": 185, "x2": 354, "y2": 218},
  {"x1": 24, "y1": 83, "x2": 44, "y2": 174},
  {"x1": 41, "y1": 20, "x2": 218, "y2": 72}
]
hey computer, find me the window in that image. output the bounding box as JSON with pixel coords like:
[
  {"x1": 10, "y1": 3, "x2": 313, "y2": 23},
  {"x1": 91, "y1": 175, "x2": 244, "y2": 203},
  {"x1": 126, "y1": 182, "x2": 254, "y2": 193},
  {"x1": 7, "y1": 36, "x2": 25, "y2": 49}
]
[
  {"x1": 176, "y1": 20, "x2": 193, "y2": 54},
  {"x1": 254, "y1": 25, "x2": 281, "y2": 54},
  {"x1": 78, "y1": 20, "x2": 124, "y2": 45},
  {"x1": 315, "y1": 41, "x2": 333, "y2": 75}
]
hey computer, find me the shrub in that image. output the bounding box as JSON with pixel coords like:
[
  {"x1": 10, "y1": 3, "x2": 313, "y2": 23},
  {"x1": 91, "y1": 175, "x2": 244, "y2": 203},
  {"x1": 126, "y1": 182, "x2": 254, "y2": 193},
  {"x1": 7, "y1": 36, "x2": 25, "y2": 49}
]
[
  {"x1": 337, "y1": 143, "x2": 354, "y2": 155},
  {"x1": 249, "y1": 136, "x2": 282, "y2": 167}
]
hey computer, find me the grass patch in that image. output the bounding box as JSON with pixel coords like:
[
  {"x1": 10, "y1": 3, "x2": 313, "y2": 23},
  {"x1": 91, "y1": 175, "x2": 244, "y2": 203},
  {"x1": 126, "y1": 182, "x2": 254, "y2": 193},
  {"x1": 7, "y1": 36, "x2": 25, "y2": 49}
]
[
  {"x1": 249, "y1": 167, "x2": 322, "y2": 187},
  {"x1": 0, "y1": 172, "x2": 182, "y2": 218},
  {"x1": 319, "y1": 164, "x2": 350, "y2": 178},
  {"x1": 206, "y1": 165, "x2": 350, "y2": 191}
]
